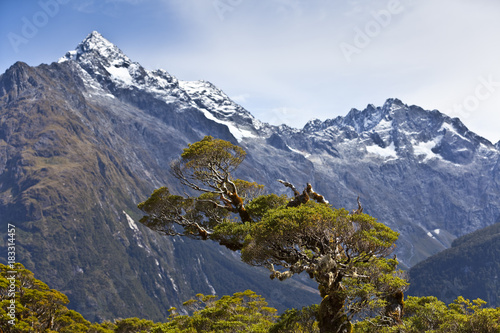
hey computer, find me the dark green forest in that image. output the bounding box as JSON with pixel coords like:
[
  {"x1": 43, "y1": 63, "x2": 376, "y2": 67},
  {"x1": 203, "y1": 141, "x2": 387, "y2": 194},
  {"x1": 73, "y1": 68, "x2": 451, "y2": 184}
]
[{"x1": 408, "y1": 222, "x2": 500, "y2": 307}]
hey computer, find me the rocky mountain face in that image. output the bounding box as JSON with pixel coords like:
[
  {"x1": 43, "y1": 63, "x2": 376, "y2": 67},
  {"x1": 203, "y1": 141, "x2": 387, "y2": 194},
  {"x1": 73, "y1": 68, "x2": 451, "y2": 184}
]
[{"x1": 1, "y1": 31, "x2": 499, "y2": 321}]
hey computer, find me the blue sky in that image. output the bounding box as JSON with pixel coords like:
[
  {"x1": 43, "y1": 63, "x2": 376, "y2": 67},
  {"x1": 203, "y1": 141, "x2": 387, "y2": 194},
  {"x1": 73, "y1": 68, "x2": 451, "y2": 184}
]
[{"x1": 2, "y1": 0, "x2": 500, "y2": 143}]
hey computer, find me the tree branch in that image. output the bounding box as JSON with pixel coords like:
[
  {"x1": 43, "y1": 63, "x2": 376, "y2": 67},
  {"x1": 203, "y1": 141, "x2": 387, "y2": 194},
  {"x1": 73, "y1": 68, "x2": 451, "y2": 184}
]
[
  {"x1": 351, "y1": 196, "x2": 363, "y2": 215},
  {"x1": 278, "y1": 180, "x2": 329, "y2": 207},
  {"x1": 278, "y1": 179, "x2": 300, "y2": 196},
  {"x1": 306, "y1": 183, "x2": 329, "y2": 204}
]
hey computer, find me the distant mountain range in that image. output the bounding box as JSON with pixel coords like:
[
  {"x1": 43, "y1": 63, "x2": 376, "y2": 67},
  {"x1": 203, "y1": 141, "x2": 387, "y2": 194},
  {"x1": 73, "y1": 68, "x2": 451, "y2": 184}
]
[{"x1": 1, "y1": 31, "x2": 499, "y2": 321}]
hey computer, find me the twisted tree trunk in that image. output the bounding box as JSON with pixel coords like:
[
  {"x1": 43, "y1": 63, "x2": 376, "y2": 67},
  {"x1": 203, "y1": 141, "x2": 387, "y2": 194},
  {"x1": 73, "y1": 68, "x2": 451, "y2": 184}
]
[{"x1": 318, "y1": 283, "x2": 352, "y2": 333}]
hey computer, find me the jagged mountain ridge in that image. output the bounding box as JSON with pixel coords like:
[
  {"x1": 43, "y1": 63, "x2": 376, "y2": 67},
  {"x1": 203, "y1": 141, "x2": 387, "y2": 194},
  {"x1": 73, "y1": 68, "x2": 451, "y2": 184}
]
[
  {"x1": 1, "y1": 30, "x2": 499, "y2": 321},
  {"x1": 58, "y1": 31, "x2": 263, "y2": 141},
  {"x1": 289, "y1": 98, "x2": 494, "y2": 164}
]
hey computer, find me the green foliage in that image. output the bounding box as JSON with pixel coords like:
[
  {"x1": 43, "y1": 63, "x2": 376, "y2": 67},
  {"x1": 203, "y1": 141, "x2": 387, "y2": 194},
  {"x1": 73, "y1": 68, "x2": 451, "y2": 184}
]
[
  {"x1": 211, "y1": 221, "x2": 253, "y2": 250},
  {"x1": 2, "y1": 263, "x2": 277, "y2": 333},
  {"x1": 154, "y1": 290, "x2": 277, "y2": 333},
  {"x1": 401, "y1": 296, "x2": 448, "y2": 332},
  {"x1": 0, "y1": 263, "x2": 159, "y2": 333},
  {"x1": 240, "y1": 201, "x2": 406, "y2": 331},
  {"x1": 114, "y1": 317, "x2": 155, "y2": 333},
  {"x1": 231, "y1": 179, "x2": 266, "y2": 203},
  {"x1": 269, "y1": 305, "x2": 319, "y2": 333},
  {"x1": 354, "y1": 295, "x2": 500, "y2": 333},
  {"x1": 175, "y1": 135, "x2": 246, "y2": 192},
  {"x1": 53, "y1": 310, "x2": 92, "y2": 332},
  {"x1": 242, "y1": 202, "x2": 399, "y2": 267},
  {"x1": 441, "y1": 297, "x2": 500, "y2": 333},
  {"x1": 138, "y1": 186, "x2": 197, "y2": 236},
  {"x1": 201, "y1": 194, "x2": 286, "y2": 250},
  {"x1": 0, "y1": 263, "x2": 72, "y2": 332},
  {"x1": 245, "y1": 194, "x2": 289, "y2": 221},
  {"x1": 138, "y1": 137, "x2": 270, "y2": 246},
  {"x1": 180, "y1": 135, "x2": 246, "y2": 174},
  {"x1": 88, "y1": 321, "x2": 118, "y2": 333}
]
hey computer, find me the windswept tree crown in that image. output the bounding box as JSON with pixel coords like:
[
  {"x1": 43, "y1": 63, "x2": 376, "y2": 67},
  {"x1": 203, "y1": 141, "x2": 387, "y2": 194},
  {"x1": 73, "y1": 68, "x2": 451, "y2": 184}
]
[{"x1": 138, "y1": 136, "x2": 408, "y2": 332}]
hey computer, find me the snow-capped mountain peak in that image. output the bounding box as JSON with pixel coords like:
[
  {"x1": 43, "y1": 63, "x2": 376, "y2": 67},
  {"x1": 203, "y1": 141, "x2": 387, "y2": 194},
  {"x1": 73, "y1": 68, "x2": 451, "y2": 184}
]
[
  {"x1": 59, "y1": 31, "x2": 131, "y2": 66},
  {"x1": 281, "y1": 98, "x2": 499, "y2": 166},
  {"x1": 58, "y1": 30, "x2": 151, "y2": 90},
  {"x1": 382, "y1": 97, "x2": 405, "y2": 112},
  {"x1": 57, "y1": 31, "x2": 261, "y2": 142}
]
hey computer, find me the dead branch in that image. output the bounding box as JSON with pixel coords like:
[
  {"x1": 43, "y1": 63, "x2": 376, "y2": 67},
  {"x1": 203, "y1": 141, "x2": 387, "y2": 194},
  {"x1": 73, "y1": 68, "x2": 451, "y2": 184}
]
[
  {"x1": 194, "y1": 222, "x2": 212, "y2": 240},
  {"x1": 306, "y1": 183, "x2": 329, "y2": 204},
  {"x1": 278, "y1": 180, "x2": 329, "y2": 207},
  {"x1": 351, "y1": 196, "x2": 363, "y2": 215},
  {"x1": 277, "y1": 179, "x2": 300, "y2": 196}
]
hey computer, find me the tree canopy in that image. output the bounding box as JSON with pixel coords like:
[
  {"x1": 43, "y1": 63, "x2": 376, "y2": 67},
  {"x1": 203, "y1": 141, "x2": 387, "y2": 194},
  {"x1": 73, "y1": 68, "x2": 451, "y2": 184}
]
[
  {"x1": 138, "y1": 136, "x2": 408, "y2": 332},
  {"x1": 156, "y1": 290, "x2": 277, "y2": 332},
  {"x1": 0, "y1": 263, "x2": 106, "y2": 332}
]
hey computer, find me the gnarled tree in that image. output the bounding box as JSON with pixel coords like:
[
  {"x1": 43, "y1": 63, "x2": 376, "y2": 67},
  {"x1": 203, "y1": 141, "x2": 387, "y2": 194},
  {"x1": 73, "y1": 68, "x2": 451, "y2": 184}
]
[{"x1": 138, "y1": 136, "x2": 407, "y2": 333}]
